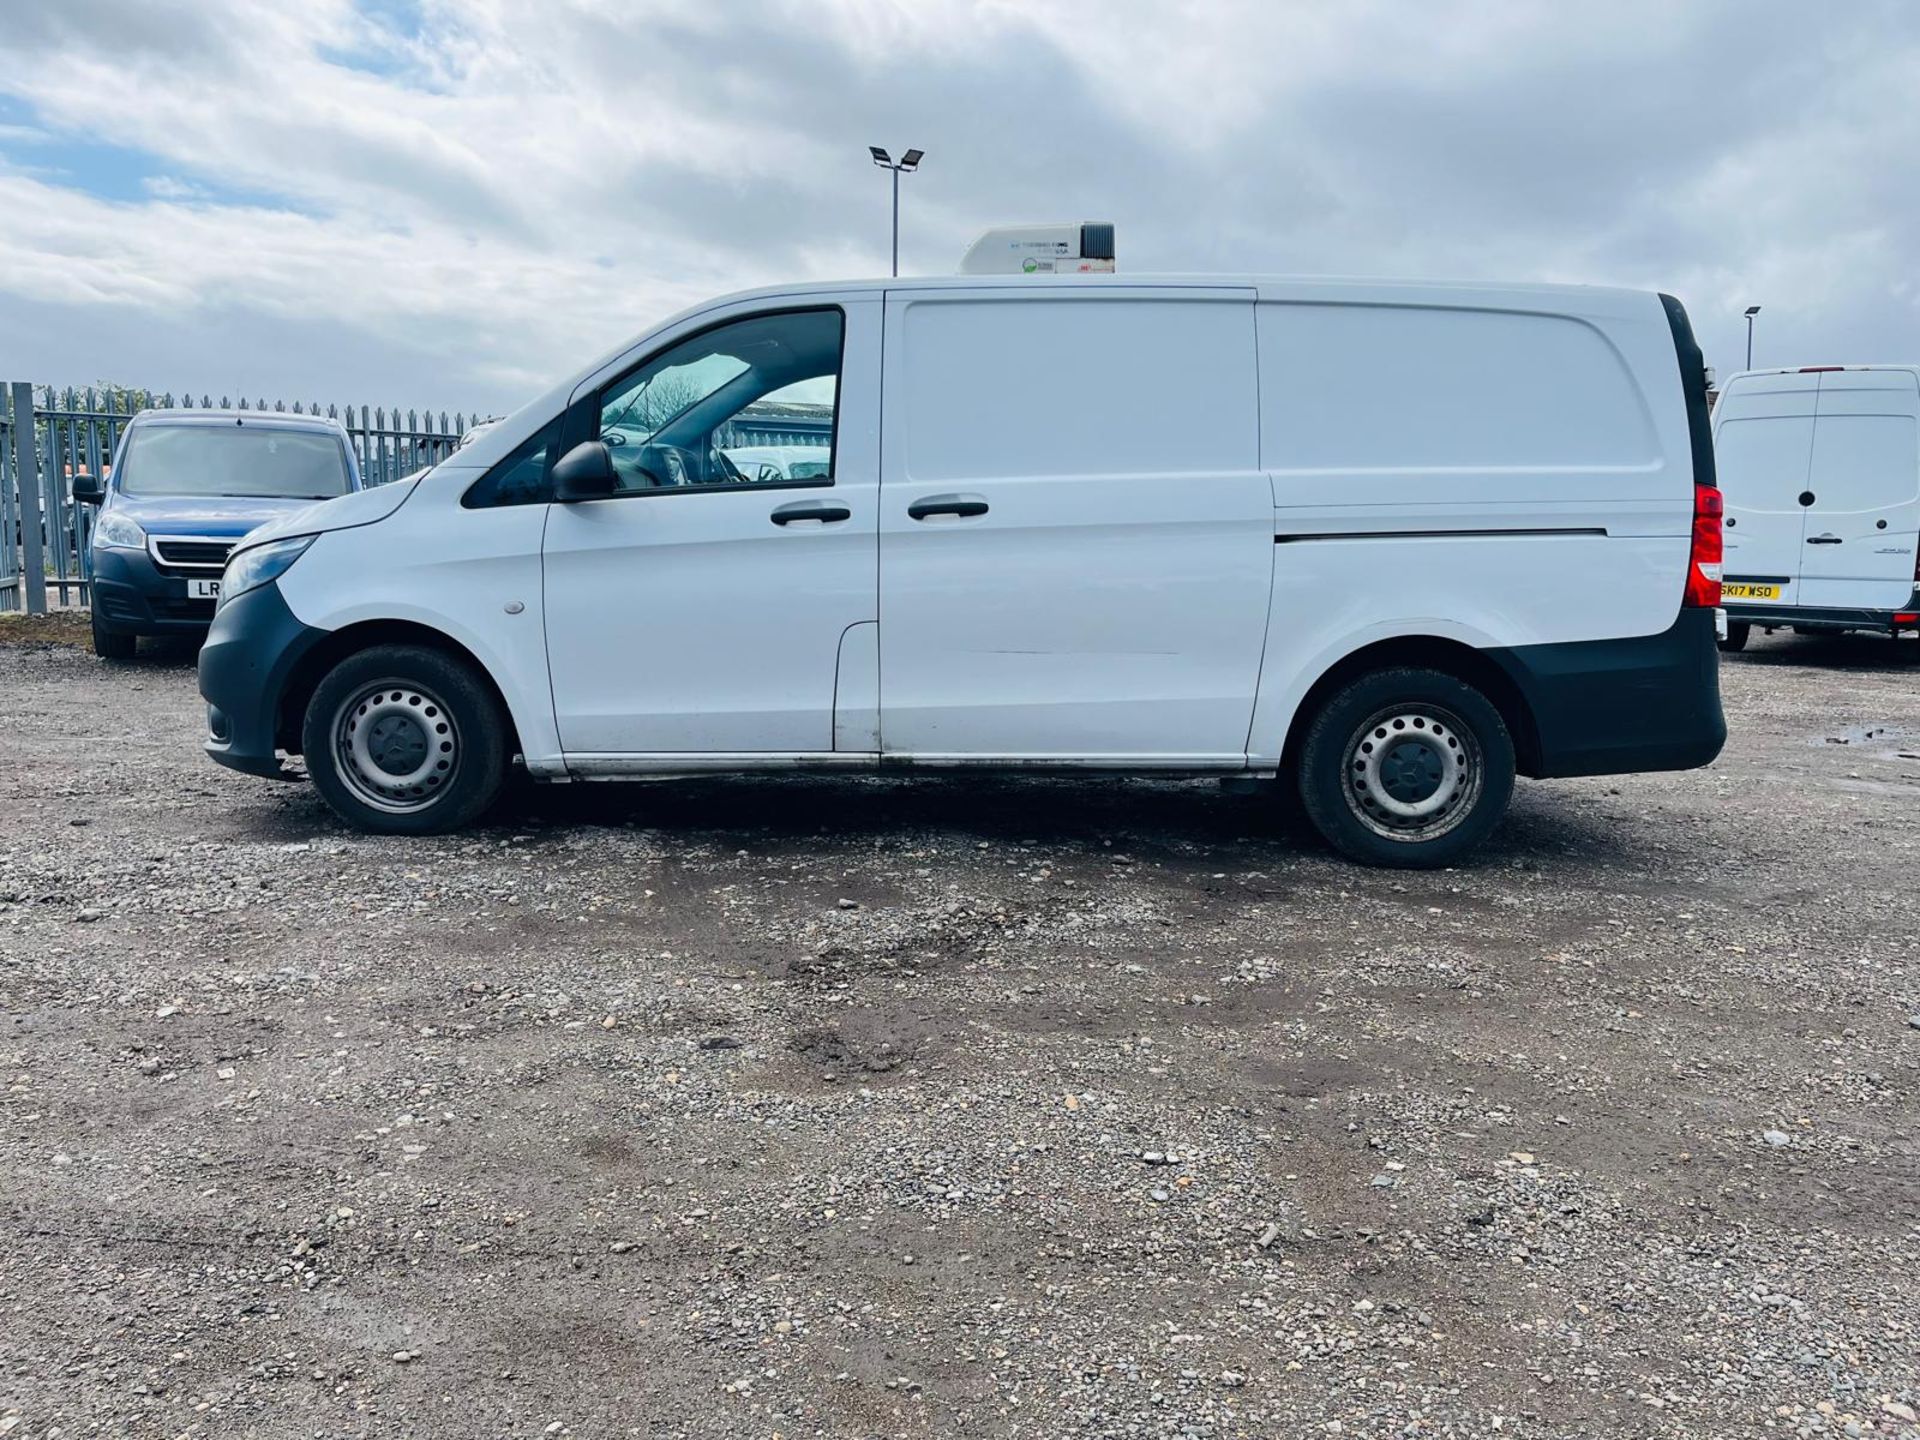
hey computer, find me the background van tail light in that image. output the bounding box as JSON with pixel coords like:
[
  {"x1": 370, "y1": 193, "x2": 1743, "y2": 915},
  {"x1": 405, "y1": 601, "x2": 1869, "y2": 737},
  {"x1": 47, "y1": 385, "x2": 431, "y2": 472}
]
[{"x1": 1685, "y1": 483, "x2": 1723, "y2": 608}]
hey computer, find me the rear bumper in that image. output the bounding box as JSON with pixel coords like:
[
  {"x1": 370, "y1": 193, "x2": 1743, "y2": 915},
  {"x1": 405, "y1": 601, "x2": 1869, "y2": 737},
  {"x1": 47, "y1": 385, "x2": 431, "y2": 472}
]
[
  {"x1": 198, "y1": 581, "x2": 328, "y2": 779},
  {"x1": 1726, "y1": 592, "x2": 1920, "y2": 634},
  {"x1": 89, "y1": 545, "x2": 218, "y2": 635},
  {"x1": 1488, "y1": 608, "x2": 1727, "y2": 779}
]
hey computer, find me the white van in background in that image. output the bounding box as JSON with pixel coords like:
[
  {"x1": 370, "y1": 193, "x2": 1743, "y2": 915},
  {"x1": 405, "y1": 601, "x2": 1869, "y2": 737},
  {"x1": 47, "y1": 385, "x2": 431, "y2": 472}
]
[
  {"x1": 720, "y1": 444, "x2": 832, "y2": 484},
  {"x1": 198, "y1": 274, "x2": 1725, "y2": 867},
  {"x1": 1714, "y1": 366, "x2": 1920, "y2": 649}
]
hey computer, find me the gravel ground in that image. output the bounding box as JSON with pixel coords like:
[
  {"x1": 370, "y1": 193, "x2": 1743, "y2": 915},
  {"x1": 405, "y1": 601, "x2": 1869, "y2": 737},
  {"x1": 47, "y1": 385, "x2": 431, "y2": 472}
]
[{"x1": 1, "y1": 612, "x2": 1917, "y2": 1439}]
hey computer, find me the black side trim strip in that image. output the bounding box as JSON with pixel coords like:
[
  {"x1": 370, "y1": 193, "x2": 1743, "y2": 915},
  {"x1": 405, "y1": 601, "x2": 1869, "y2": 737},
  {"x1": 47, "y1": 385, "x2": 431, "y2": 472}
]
[
  {"x1": 1275, "y1": 527, "x2": 1607, "y2": 544},
  {"x1": 1724, "y1": 574, "x2": 1792, "y2": 585}
]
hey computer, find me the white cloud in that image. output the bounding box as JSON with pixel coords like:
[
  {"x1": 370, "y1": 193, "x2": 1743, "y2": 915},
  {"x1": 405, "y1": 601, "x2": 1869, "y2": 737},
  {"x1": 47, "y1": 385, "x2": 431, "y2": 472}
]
[{"x1": 0, "y1": 0, "x2": 1917, "y2": 410}]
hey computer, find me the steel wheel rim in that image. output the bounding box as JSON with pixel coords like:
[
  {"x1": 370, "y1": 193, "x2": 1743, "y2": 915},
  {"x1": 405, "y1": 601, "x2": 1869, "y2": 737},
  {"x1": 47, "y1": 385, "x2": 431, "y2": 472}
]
[
  {"x1": 1341, "y1": 702, "x2": 1483, "y2": 842},
  {"x1": 331, "y1": 680, "x2": 459, "y2": 814}
]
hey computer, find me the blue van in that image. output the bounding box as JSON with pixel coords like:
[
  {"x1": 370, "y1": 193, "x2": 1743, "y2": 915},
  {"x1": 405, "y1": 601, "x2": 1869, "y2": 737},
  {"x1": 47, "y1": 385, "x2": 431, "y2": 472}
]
[{"x1": 73, "y1": 411, "x2": 361, "y2": 658}]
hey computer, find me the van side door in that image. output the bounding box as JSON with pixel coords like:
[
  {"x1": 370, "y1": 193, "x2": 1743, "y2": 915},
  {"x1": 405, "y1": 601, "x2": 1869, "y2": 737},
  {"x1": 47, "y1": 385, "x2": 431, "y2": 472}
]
[
  {"x1": 541, "y1": 299, "x2": 880, "y2": 757},
  {"x1": 875, "y1": 287, "x2": 1273, "y2": 761}
]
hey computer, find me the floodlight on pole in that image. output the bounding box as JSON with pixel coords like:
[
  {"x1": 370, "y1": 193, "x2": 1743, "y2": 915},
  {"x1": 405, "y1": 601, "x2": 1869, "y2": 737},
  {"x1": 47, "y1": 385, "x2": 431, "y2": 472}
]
[
  {"x1": 1744, "y1": 305, "x2": 1761, "y2": 370},
  {"x1": 869, "y1": 143, "x2": 925, "y2": 276}
]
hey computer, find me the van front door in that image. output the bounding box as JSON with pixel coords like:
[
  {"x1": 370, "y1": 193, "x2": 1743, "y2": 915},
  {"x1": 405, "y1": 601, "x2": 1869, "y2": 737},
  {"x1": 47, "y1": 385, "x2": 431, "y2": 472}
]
[
  {"x1": 542, "y1": 301, "x2": 879, "y2": 756},
  {"x1": 875, "y1": 288, "x2": 1273, "y2": 761},
  {"x1": 1797, "y1": 369, "x2": 1920, "y2": 611},
  {"x1": 1716, "y1": 371, "x2": 1818, "y2": 608}
]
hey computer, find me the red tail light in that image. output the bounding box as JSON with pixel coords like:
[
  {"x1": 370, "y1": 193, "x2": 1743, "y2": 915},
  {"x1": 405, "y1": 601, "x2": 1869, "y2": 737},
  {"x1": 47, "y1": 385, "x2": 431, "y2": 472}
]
[{"x1": 1685, "y1": 483, "x2": 1723, "y2": 607}]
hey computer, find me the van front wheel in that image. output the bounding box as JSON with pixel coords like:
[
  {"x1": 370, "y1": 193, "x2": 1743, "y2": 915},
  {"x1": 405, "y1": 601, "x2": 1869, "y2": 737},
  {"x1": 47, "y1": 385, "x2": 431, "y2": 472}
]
[
  {"x1": 1297, "y1": 668, "x2": 1515, "y2": 869},
  {"x1": 302, "y1": 644, "x2": 507, "y2": 835},
  {"x1": 91, "y1": 611, "x2": 136, "y2": 660}
]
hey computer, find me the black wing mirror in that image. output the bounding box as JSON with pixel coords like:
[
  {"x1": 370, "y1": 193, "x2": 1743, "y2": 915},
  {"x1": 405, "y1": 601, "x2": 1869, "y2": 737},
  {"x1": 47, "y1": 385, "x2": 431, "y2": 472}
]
[
  {"x1": 72, "y1": 471, "x2": 106, "y2": 505},
  {"x1": 551, "y1": 441, "x2": 615, "y2": 502}
]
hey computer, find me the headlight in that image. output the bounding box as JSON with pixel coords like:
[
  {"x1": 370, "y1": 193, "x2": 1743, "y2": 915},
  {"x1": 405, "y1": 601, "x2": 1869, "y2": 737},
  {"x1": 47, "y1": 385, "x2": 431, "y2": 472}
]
[
  {"x1": 217, "y1": 535, "x2": 316, "y2": 610},
  {"x1": 93, "y1": 510, "x2": 146, "y2": 551}
]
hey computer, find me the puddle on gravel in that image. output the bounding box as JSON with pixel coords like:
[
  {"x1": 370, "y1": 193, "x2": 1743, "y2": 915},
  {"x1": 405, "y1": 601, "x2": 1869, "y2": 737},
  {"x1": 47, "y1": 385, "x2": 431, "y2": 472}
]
[{"x1": 1809, "y1": 723, "x2": 1920, "y2": 762}]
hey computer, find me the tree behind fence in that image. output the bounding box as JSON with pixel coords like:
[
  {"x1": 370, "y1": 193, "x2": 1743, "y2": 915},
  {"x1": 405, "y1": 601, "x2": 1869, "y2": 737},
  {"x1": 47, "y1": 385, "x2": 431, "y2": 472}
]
[{"x1": 0, "y1": 384, "x2": 490, "y2": 613}]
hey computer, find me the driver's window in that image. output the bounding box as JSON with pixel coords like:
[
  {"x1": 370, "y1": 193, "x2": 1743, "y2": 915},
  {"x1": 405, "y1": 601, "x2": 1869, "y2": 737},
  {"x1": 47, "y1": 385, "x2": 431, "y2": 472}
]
[{"x1": 595, "y1": 308, "x2": 842, "y2": 493}]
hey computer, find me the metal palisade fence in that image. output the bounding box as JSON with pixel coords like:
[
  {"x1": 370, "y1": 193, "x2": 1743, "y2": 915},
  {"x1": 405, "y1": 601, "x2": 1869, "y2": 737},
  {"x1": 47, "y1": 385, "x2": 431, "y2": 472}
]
[{"x1": 0, "y1": 383, "x2": 488, "y2": 613}]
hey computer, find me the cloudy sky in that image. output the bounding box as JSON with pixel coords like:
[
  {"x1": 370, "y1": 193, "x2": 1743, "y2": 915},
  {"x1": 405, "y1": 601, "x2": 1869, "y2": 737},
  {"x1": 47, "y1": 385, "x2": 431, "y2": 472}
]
[{"x1": 1, "y1": 0, "x2": 1915, "y2": 417}]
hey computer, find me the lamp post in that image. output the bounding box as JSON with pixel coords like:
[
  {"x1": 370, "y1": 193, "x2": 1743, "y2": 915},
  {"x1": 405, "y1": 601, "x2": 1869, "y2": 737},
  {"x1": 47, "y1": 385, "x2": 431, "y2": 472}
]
[
  {"x1": 868, "y1": 146, "x2": 924, "y2": 277},
  {"x1": 1744, "y1": 305, "x2": 1761, "y2": 370}
]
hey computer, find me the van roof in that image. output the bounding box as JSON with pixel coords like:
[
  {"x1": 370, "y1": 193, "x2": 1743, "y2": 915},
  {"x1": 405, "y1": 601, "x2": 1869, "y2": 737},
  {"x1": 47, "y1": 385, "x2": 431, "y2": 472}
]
[
  {"x1": 129, "y1": 409, "x2": 350, "y2": 433},
  {"x1": 1725, "y1": 365, "x2": 1920, "y2": 382},
  {"x1": 674, "y1": 271, "x2": 1654, "y2": 306}
]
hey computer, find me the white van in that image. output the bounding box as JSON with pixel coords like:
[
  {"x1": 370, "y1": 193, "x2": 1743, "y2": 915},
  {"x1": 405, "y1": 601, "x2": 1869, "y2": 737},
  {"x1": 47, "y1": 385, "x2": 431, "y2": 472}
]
[
  {"x1": 199, "y1": 275, "x2": 1726, "y2": 867},
  {"x1": 719, "y1": 444, "x2": 832, "y2": 484},
  {"x1": 1713, "y1": 366, "x2": 1920, "y2": 649}
]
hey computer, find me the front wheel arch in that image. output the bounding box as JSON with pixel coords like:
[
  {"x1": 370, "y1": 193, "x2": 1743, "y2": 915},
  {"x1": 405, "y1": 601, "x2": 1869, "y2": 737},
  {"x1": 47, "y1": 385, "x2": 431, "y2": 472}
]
[{"x1": 276, "y1": 619, "x2": 523, "y2": 761}]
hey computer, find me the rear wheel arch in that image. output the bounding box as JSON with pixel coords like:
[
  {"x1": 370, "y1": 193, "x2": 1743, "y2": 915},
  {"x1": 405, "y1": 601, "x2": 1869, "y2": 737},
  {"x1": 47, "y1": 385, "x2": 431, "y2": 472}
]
[
  {"x1": 276, "y1": 619, "x2": 522, "y2": 759},
  {"x1": 1278, "y1": 635, "x2": 1543, "y2": 780}
]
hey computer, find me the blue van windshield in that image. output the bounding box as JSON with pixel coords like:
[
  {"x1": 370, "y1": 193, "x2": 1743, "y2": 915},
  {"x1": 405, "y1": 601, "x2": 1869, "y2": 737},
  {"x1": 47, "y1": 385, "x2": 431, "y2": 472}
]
[{"x1": 118, "y1": 425, "x2": 351, "y2": 500}]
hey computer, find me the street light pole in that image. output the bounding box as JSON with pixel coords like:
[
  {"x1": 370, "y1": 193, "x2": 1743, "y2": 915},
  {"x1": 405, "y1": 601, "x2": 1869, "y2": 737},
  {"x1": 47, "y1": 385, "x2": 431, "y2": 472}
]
[
  {"x1": 869, "y1": 146, "x2": 924, "y2": 277},
  {"x1": 1744, "y1": 305, "x2": 1761, "y2": 370}
]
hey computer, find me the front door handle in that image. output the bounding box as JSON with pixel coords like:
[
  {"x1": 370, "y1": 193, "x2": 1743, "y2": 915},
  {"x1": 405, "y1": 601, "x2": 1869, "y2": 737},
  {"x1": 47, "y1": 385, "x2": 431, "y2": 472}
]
[
  {"x1": 908, "y1": 493, "x2": 989, "y2": 521},
  {"x1": 1807, "y1": 534, "x2": 1844, "y2": 545},
  {"x1": 770, "y1": 500, "x2": 851, "y2": 526}
]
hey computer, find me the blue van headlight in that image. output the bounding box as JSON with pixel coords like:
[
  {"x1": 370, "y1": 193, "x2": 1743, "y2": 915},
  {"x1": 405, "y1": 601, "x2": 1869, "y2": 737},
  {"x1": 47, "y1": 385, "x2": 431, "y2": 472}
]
[
  {"x1": 93, "y1": 511, "x2": 147, "y2": 551},
  {"x1": 218, "y1": 535, "x2": 316, "y2": 610}
]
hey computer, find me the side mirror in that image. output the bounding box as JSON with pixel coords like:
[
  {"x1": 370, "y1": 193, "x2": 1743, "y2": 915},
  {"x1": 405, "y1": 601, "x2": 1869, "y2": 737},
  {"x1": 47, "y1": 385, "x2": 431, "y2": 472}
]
[
  {"x1": 551, "y1": 441, "x2": 615, "y2": 502},
  {"x1": 72, "y1": 471, "x2": 105, "y2": 505}
]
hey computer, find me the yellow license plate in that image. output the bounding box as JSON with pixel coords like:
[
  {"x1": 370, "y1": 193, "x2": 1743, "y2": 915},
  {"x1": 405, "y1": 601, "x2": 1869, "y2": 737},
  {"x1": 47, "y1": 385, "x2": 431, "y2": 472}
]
[{"x1": 1722, "y1": 582, "x2": 1782, "y2": 601}]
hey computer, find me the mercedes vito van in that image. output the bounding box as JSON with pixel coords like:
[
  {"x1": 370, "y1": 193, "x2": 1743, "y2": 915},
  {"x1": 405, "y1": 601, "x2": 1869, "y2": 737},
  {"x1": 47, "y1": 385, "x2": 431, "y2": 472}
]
[
  {"x1": 199, "y1": 275, "x2": 1726, "y2": 867},
  {"x1": 1713, "y1": 366, "x2": 1920, "y2": 649}
]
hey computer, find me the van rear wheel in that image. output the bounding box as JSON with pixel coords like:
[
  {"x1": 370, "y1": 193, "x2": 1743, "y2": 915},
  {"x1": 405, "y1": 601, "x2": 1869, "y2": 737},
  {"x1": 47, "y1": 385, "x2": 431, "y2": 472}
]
[
  {"x1": 1297, "y1": 667, "x2": 1515, "y2": 869},
  {"x1": 302, "y1": 644, "x2": 507, "y2": 835},
  {"x1": 1719, "y1": 621, "x2": 1751, "y2": 653}
]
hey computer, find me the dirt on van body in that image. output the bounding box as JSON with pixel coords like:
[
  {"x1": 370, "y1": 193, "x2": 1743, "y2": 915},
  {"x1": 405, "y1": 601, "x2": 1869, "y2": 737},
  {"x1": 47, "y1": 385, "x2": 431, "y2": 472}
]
[{"x1": 0, "y1": 628, "x2": 1916, "y2": 1439}]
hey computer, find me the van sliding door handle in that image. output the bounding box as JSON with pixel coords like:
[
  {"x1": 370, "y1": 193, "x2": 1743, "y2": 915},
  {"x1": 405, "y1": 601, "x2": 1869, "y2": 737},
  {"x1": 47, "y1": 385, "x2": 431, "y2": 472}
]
[
  {"x1": 770, "y1": 501, "x2": 851, "y2": 526},
  {"x1": 1806, "y1": 534, "x2": 1844, "y2": 545},
  {"x1": 908, "y1": 494, "x2": 989, "y2": 521}
]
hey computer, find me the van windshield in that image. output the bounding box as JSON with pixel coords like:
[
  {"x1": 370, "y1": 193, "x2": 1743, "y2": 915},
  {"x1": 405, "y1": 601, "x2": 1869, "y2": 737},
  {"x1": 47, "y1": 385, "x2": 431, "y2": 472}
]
[{"x1": 118, "y1": 425, "x2": 352, "y2": 501}]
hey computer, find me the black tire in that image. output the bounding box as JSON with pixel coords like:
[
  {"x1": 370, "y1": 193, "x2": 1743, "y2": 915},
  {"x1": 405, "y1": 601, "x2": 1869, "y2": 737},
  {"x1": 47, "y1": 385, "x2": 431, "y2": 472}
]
[
  {"x1": 1719, "y1": 621, "x2": 1751, "y2": 653},
  {"x1": 1296, "y1": 667, "x2": 1516, "y2": 869},
  {"x1": 301, "y1": 644, "x2": 507, "y2": 835},
  {"x1": 91, "y1": 610, "x2": 136, "y2": 660}
]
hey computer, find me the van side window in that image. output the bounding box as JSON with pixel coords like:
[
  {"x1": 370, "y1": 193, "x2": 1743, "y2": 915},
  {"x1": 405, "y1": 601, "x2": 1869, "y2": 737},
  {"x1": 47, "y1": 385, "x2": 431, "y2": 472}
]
[
  {"x1": 463, "y1": 420, "x2": 560, "y2": 508},
  {"x1": 594, "y1": 308, "x2": 842, "y2": 493}
]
